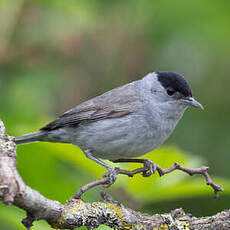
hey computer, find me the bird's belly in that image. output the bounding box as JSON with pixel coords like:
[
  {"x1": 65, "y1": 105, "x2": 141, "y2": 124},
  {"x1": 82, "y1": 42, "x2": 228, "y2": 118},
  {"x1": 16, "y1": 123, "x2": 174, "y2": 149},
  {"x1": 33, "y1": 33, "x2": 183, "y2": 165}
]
[{"x1": 70, "y1": 114, "x2": 166, "y2": 160}]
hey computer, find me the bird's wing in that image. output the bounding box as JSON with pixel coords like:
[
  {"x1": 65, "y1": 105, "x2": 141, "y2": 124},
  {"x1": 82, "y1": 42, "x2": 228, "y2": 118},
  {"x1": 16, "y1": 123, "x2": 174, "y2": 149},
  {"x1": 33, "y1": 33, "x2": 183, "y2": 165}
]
[{"x1": 40, "y1": 81, "x2": 140, "y2": 131}]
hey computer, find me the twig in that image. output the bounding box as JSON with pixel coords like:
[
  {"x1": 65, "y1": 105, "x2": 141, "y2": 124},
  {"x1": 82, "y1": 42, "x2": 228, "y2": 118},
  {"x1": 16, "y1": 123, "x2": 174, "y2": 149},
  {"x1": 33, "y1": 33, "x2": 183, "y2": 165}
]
[
  {"x1": 73, "y1": 167, "x2": 147, "y2": 198},
  {"x1": 74, "y1": 162, "x2": 223, "y2": 199},
  {"x1": 156, "y1": 162, "x2": 223, "y2": 199},
  {"x1": 74, "y1": 177, "x2": 109, "y2": 198}
]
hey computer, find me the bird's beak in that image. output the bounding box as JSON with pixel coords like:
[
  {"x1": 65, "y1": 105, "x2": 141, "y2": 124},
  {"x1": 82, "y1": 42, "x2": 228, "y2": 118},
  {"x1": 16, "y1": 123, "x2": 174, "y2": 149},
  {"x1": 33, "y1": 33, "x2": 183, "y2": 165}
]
[{"x1": 183, "y1": 97, "x2": 204, "y2": 110}]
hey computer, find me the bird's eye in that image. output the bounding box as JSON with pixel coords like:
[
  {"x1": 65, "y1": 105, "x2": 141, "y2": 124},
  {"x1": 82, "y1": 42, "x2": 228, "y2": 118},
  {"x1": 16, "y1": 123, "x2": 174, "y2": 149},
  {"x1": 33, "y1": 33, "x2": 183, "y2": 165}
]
[{"x1": 167, "y1": 89, "x2": 175, "y2": 96}]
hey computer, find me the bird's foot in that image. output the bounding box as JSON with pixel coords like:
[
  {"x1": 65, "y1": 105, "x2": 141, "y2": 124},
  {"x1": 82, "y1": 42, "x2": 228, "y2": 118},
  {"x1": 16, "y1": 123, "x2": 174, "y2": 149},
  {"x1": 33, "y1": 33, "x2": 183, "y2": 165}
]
[
  {"x1": 103, "y1": 167, "x2": 119, "y2": 187},
  {"x1": 142, "y1": 159, "x2": 157, "y2": 177}
]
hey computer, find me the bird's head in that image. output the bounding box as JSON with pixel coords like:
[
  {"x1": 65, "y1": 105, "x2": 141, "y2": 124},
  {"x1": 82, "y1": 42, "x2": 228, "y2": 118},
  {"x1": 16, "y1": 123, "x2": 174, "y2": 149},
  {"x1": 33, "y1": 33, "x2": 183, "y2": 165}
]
[{"x1": 142, "y1": 71, "x2": 203, "y2": 112}]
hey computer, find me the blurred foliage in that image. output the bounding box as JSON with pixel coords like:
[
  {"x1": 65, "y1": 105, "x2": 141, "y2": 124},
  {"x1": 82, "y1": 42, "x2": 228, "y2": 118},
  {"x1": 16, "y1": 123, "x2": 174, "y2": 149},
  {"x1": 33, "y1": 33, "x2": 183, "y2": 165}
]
[{"x1": 0, "y1": 0, "x2": 230, "y2": 229}]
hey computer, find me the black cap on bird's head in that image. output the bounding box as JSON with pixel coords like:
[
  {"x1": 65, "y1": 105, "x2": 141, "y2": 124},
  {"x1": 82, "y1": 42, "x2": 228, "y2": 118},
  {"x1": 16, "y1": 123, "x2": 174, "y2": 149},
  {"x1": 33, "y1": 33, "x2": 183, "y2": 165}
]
[
  {"x1": 156, "y1": 72, "x2": 192, "y2": 97},
  {"x1": 156, "y1": 71, "x2": 203, "y2": 109}
]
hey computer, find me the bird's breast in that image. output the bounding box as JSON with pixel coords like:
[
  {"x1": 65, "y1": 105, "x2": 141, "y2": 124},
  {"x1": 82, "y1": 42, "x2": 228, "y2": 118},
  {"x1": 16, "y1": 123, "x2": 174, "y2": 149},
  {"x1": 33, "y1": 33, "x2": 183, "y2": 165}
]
[{"x1": 69, "y1": 113, "x2": 160, "y2": 159}]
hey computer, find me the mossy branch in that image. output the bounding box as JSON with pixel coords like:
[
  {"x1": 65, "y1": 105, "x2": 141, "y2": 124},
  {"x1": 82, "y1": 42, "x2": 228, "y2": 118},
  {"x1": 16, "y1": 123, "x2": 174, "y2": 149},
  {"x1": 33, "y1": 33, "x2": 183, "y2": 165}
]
[{"x1": 0, "y1": 120, "x2": 229, "y2": 230}]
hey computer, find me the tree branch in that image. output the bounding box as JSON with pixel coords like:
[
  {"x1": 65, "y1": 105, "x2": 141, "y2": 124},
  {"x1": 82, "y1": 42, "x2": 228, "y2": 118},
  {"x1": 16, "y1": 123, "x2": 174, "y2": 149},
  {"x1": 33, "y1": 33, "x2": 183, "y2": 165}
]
[{"x1": 0, "y1": 120, "x2": 228, "y2": 229}]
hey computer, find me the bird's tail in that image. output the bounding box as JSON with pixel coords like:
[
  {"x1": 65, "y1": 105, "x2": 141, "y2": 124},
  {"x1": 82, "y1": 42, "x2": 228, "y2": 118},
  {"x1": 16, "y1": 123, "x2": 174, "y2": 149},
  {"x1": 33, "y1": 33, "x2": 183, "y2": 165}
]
[{"x1": 14, "y1": 131, "x2": 46, "y2": 145}]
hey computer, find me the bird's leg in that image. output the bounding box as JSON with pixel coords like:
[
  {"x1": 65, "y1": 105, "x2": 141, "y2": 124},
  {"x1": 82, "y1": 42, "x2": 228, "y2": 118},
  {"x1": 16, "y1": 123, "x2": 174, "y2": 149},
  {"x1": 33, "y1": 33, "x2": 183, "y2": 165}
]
[
  {"x1": 83, "y1": 150, "x2": 118, "y2": 185},
  {"x1": 112, "y1": 158, "x2": 157, "y2": 177},
  {"x1": 83, "y1": 149, "x2": 112, "y2": 171}
]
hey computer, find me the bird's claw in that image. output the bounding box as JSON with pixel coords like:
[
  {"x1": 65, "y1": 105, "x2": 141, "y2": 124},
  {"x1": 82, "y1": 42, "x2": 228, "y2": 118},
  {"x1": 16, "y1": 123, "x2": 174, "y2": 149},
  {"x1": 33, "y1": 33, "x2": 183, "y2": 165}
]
[
  {"x1": 142, "y1": 159, "x2": 157, "y2": 177},
  {"x1": 103, "y1": 167, "x2": 119, "y2": 187}
]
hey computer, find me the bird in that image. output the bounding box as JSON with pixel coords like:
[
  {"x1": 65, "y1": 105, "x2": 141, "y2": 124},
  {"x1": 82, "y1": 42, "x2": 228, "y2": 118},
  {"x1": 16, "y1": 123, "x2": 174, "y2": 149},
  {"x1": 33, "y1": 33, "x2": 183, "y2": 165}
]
[{"x1": 14, "y1": 71, "x2": 203, "y2": 183}]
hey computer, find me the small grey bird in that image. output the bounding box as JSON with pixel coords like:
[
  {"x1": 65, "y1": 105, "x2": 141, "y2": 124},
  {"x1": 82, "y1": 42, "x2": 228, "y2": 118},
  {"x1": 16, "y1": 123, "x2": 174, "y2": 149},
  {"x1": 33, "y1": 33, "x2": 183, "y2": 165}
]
[{"x1": 14, "y1": 72, "x2": 203, "y2": 181}]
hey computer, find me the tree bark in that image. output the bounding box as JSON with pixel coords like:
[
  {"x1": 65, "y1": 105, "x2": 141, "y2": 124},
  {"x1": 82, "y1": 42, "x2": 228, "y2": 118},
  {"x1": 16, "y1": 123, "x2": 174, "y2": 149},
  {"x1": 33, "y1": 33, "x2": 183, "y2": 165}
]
[{"x1": 0, "y1": 120, "x2": 229, "y2": 230}]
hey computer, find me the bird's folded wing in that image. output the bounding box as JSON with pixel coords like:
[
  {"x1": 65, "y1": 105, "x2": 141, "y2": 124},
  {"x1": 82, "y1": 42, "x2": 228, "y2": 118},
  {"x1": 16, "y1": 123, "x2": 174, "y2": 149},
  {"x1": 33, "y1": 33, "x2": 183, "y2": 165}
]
[{"x1": 40, "y1": 81, "x2": 140, "y2": 131}]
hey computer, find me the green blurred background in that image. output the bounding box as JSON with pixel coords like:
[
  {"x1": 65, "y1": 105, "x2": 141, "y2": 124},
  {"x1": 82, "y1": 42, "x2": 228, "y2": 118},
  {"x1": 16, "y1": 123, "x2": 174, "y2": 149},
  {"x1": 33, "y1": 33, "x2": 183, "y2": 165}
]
[{"x1": 0, "y1": 0, "x2": 230, "y2": 229}]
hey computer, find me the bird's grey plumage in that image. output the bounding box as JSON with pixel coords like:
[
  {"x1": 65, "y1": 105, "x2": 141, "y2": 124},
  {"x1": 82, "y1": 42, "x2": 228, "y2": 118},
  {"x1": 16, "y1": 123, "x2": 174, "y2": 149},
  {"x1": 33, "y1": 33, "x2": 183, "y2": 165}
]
[
  {"x1": 13, "y1": 131, "x2": 46, "y2": 145},
  {"x1": 14, "y1": 71, "x2": 203, "y2": 172},
  {"x1": 40, "y1": 81, "x2": 140, "y2": 131}
]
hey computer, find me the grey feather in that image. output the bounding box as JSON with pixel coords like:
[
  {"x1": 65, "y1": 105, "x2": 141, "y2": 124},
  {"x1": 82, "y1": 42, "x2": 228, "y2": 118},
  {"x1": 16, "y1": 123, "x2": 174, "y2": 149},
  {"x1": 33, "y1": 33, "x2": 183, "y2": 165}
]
[
  {"x1": 40, "y1": 81, "x2": 140, "y2": 131},
  {"x1": 14, "y1": 131, "x2": 46, "y2": 145}
]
